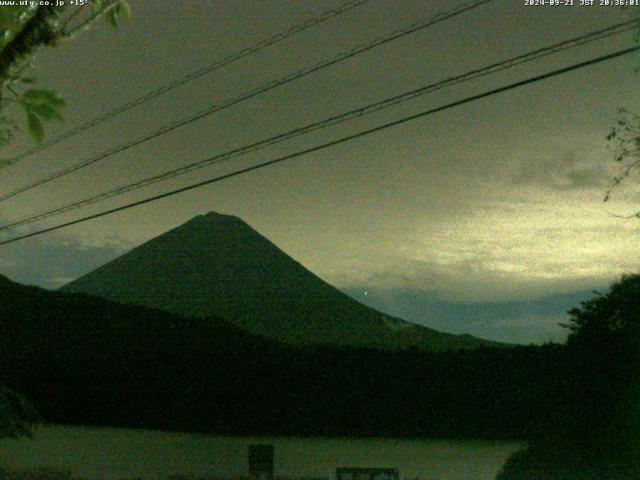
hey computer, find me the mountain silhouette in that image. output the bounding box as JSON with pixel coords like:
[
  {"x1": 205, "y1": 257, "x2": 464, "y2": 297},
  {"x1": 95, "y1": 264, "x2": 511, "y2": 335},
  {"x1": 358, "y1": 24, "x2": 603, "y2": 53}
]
[
  {"x1": 61, "y1": 212, "x2": 495, "y2": 351},
  {"x1": 0, "y1": 272, "x2": 551, "y2": 438},
  {"x1": 0, "y1": 272, "x2": 278, "y2": 431}
]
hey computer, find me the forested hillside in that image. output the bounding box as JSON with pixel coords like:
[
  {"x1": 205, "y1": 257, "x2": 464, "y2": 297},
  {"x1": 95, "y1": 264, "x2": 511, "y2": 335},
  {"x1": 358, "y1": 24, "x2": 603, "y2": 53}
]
[{"x1": 1, "y1": 274, "x2": 573, "y2": 439}]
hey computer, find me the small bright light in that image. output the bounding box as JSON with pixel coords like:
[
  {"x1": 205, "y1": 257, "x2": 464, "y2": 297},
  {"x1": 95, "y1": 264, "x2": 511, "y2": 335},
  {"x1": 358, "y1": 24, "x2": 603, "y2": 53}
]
[{"x1": 364, "y1": 291, "x2": 368, "y2": 296}]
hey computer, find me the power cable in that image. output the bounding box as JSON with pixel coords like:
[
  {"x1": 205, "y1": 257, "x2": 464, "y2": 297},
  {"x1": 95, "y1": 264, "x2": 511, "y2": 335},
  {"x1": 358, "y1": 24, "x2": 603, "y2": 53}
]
[
  {"x1": 0, "y1": 0, "x2": 493, "y2": 202},
  {"x1": 0, "y1": 18, "x2": 637, "y2": 232},
  {"x1": 1, "y1": 44, "x2": 637, "y2": 246},
  {"x1": 1, "y1": 0, "x2": 374, "y2": 168}
]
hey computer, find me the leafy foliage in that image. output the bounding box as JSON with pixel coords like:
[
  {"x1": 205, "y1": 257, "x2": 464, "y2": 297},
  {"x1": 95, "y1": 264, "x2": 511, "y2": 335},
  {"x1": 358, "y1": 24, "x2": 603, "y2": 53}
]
[
  {"x1": 18, "y1": 88, "x2": 65, "y2": 142},
  {"x1": 604, "y1": 17, "x2": 640, "y2": 212},
  {"x1": 0, "y1": 113, "x2": 19, "y2": 150},
  {"x1": 0, "y1": 7, "x2": 38, "y2": 51},
  {"x1": 605, "y1": 109, "x2": 640, "y2": 213},
  {"x1": 564, "y1": 273, "x2": 640, "y2": 346},
  {"x1": 104, "y1": 1, "x2": 131, "y2": 29},
  {"x1": 498, "y1": 442, "x2": 640, "y2": 480},
  {"x1": 0, "y1": 1, "x2": 130, "y2": 151},
  {"x1": 0, "y1": 386, "x2": 39, "y2": 440},
  {"x1": 498, "y1": 274, "x2": 640, "y2": 479}
]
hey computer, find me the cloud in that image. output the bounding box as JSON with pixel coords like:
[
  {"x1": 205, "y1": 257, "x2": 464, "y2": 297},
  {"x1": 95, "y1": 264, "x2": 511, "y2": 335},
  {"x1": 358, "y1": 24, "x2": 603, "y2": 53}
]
[
  {"x1": 352, "y1": 256, "x2": 612, "y2": 303},
  {"x1": 326, "y1": 202, "x2": 639, "y2": 303},
  {"x1": 342, "y1": 285, "x2": 596, "y2": 344},
  {"x1": 0, "y1": 228, "x2": 128, "y2": 289},
  {"x1": 509, "y1": 148, "x2": 610, "y2": 192}
]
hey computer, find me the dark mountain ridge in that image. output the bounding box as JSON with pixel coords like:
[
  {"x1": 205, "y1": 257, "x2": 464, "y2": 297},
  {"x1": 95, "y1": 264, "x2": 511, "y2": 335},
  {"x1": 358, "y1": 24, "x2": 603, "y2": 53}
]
[
  {"x1": 0, "y1": 273, "x2": 564, "y2": 439},
  {"x1": 61, "y1": 212, "x2": 496, "y2": 351}
]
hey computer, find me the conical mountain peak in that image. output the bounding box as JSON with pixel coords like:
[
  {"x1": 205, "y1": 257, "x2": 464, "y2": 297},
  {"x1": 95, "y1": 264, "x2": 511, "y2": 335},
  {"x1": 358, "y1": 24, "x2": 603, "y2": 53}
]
[
  {"x1": 192, "y1": 211, "x2": 243, "y2": 224},
  {"x1": 61, "y1": 214, "x2": 495, "y2": 351}
]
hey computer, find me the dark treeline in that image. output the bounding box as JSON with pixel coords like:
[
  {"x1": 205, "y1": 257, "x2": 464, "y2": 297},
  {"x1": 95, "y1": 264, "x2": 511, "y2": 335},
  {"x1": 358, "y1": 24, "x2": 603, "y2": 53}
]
[
  {"x1": 0, "y1": 276, "x2": 586, "y2": 440},
  {"x1": 497, "y1": 274, "x2": 639, "y2": 479}
]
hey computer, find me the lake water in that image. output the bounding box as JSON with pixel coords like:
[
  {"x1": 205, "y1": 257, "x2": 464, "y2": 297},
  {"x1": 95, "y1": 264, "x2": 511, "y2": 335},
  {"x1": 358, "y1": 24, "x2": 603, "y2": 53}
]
[{"x1": 0, "y1": 425, "x2": 523, "y2": 480}]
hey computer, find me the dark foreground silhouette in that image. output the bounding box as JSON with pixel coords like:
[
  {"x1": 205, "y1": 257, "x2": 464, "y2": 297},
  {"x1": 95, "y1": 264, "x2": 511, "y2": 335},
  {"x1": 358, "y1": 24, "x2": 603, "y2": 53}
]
[
  {"x1": 0, "y1": 273, "x2": 584, "y2": 441},
  {"x1": 497, "y1": 274, "x2": 640, "y2": 479},
  {"x1": 1, "y1": 272, "x2": 638, "y2": 480}
]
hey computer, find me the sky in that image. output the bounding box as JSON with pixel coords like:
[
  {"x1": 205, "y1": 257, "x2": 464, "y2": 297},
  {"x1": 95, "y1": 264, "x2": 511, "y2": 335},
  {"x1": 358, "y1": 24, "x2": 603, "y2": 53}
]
[{"x1": 0, "y1": 0, "x2": 639, "y2": 344}]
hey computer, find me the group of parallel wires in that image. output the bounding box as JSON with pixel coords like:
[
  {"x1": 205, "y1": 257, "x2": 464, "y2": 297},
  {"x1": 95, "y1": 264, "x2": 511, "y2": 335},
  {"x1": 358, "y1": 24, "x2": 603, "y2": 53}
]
[{"x1": 0, "y1": 0, "x2": 639, "y2": 245}]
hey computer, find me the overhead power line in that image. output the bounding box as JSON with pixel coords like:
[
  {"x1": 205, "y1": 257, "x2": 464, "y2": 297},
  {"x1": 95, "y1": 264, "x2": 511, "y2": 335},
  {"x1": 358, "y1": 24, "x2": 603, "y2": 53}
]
[
  {"x1": 2, "y1": 0, "x2": 373, "y2": 168},
  {"x1": 0, "y1": 0, "x2": 492, "y2": 202},
  {"x1": 0, "y1": 18, "x2": 638, "y2": 232},
  {"x1": 1, "y1": 44, "x2": 637, "y2": 246}
]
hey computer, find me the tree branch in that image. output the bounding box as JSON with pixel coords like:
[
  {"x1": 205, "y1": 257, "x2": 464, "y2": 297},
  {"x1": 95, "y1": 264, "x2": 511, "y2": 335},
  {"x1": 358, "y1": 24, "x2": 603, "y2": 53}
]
[{"x1": 0, "y1": 5, "x2": 64, "y2": 86}]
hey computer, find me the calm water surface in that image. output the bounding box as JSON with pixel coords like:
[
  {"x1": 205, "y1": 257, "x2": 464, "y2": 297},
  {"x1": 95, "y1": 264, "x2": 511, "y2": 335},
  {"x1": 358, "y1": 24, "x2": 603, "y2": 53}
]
[{"x1": 0, "y1": 425, "x2": 523, "y2": 480}]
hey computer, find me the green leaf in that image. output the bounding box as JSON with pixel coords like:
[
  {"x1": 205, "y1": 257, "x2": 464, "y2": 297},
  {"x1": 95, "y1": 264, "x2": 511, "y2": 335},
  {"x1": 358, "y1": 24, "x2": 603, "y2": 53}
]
[
  {"x1": 31, "y1": 104, "x2": 64, "y2": 123},
  {"x1": 105, "y1": 7, "x2": 119, "y2": 29},
  {"x1": 118, "y1": 1, "x2": 131, "y2": 21},
  {"x1": 105, "y1": 1, "x2": 131, "y2": 29},
  {"x1": 26, "y1": 111, "x2": 44, "y2": 143},
  {"x1": 23, "y1": 89, "x2": 65, "y2": 107},
  {"x1": 0, "y1": 30, "x2": 11, "y2": 48},
  {"x1": 91, "y1": 0, "x2": 105, "y2": 14}
]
